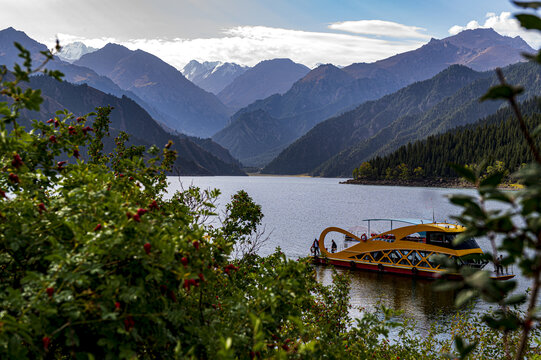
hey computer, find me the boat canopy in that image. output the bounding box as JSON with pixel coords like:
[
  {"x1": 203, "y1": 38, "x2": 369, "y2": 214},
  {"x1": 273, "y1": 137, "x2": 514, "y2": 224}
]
[{"x1": 362, "y1": 218, "x2": 433, "y2": 234}]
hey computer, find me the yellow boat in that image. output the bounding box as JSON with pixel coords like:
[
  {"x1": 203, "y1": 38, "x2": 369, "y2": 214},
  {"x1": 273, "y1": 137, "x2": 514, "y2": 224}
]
[{"x1": 312, "y1": 218, "x2": 514, "y2": 280}]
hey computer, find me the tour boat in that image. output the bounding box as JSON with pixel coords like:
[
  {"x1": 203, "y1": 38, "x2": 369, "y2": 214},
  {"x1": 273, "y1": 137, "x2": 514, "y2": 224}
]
[{"x1": 312, "y1": 218, "x2": 514, "y2": 280}]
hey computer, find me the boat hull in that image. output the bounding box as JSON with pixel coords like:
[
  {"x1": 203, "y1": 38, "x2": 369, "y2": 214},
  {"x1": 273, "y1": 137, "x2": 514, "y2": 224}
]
[
  {"x1": 312, "y1": 256, "x2": 515, "y2": 281},
  {"x1": 313, "y1": 256, "x2": 441, "y2": 279}
]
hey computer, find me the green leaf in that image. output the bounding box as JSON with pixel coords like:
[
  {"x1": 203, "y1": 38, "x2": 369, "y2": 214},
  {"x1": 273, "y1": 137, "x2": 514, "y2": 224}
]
[
  {"x1": 480, "y1": 84, "x2": 524, "y2": 102},
  {"x1": 456, "y1": 289, "x2": 477, "y2": 307},
  {"x1": 449, "y1": 163, "x2": 477, "y2": 183},
  {"x1": 503, "y1": 294, "x2": 527, "y2": 306},
  {"x1": 516, "y1": 13, "x2": 541, "y2": 30},
  {"x1": 513, "y1": 1, "x2": 541, "y2": 9},
  {"x1": 464, "y1": 270, "x2": 490, "y2": 288},
  {"x1": 479, "y1": 172, "x2": 504, "y2": 188}
]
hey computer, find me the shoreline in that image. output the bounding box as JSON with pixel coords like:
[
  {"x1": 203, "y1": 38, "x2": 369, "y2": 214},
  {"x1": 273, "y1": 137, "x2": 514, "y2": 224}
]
[{"x1": 340, "y1": 178, "x2": 522, "y2": 189}]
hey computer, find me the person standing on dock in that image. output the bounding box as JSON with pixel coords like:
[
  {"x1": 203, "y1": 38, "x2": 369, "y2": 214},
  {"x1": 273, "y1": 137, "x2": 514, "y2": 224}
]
[
  {"x1": 312, "y1": 238, "x2": 320, "y2": 256},
  {"x1": 331, "y1": 240, "x2": 337, "y2": 253}
]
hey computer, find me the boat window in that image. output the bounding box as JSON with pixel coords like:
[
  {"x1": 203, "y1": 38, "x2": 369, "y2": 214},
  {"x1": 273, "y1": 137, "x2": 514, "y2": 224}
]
[
  {"x1": 453, "y1": 237, "x2": 481, "y2": 250},
  {"x1": 408, "y1": 251, "x2": 422, "y2": 266},
  {"x1": 361, "y1": 254, "x2": 373, "y2": 261},
  {"x1": 418, "y1": 261, "x2": 431, "y2": 268},
  {"x1": 371, "y1": 251, "x2": 383, "y2": 261},
  {"x1": 418, "y1": 251, "x2": 429, "y2": 259},
  {"x1": 398, "y1": 258, "x2": 410, "y2": 266},
  {"x1": 380, "y1": 256, "x2": 392, "y2": 263},
  {"x1": 427, "y1": 253, "x2": 440, "y2": 268},
  {"x1": 400, "y1": 250, "x2": 410, "y2": 256},
  {"x1": 429, "y1": 233, "x2": 445, "y2": 244},
  {"x1": 388, "y1": 251, "x2": 401, "y2": 263}
]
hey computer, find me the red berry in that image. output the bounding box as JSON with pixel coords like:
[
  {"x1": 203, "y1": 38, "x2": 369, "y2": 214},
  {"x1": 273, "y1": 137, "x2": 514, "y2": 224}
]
[
  {"x1": 46, "y1": 287, "x2": 54, "y2": 298},
  {"x1": 82, "y1": 126, "x2": 93, "y2": 135},
  {"x1": 47, "y1": 118, "x2": 54, "y2": 124},
  {"x1": 136, "y1": 208, "x2": 147, "y2": 216},
  {"x1": 94, "y1": 224, "x2": 102, "y2": 231},
  {"x1": 8, "y1": 173, "x2": 19, "y2": 184},
  {"x1": 38, "y1": 203, "x2": 46, "y2": 214},
  {"x1": 54, "y1": 120, "x2": 59, "y2": 128},
  {"x1": 124, "y1": 316, "x2": 135, "y2": 331},
  {"x1": 198, "y1": 273, "x2": 205, "y2": 282},
  {"x1": 76, "y1": 117, "x2": 84, "y2": 123},
  {"x1": 181, "y1": 257, "x2": 188, "y2": 267},
  {"x1": 168, "y1": 290, "x2": 177, "y2": 302},
  {"x1": 0, "y1": 189, "x2": 5, "y2": 199},
  {"x1": 126, "y1": 212, "x2": 132, "y2": 219},
  {"x1": 192, "y1": 240, "x2": 199, "y2": 250},
  {"x1": 12, "y1": 153, "x2": 23, "y2": 169},
  {"x1": 149, "y1": 200, "x2": 159, "y2": 210},
  {"x1": 143, "y1": 242, "x2": 151, "y2": 254},
  {"x1": 115, "y1": 301, "x2": 121, "y2": 310},
  {"x1": 73, "y1": 148, "x2": 80, "y2": 159},
  {"x1": 49, "y1": 135, "x2": 57, "y2": 143},
  {"x1": 57, "y1": 161, "x2": 66, "y2": 170},
  {"x1": 68, "y1": 126, "x2": 76, "y2": 135},
  {"x1": 42, "y1": 336, "x2": 50, "y2": 351},
  {"x1": 133, "y1": 213, "x2": 141, "y2": 222},
  {"x1": 183, "y1": 279, "x2": 191, "y2": 291}
]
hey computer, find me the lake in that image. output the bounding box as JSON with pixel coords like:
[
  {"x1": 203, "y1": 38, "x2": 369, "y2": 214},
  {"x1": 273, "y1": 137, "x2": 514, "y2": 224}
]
[{"x1": 167, "y1": 176, "x2": 531, "y2": 329}]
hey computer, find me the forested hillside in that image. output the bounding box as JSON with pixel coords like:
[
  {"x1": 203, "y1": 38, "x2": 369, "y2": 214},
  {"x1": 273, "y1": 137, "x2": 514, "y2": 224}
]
[{"x1": 355, "y1": 98, "x2": 541, "y2": 180}]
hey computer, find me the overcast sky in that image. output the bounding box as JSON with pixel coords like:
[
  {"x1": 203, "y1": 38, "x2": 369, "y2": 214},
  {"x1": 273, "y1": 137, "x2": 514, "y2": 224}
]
[{"x1": 1, "y1": 0, "x2": 540, "y2": 69}]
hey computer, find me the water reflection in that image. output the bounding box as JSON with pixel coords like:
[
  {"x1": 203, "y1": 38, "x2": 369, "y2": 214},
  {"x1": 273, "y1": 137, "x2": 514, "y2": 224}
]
[{"x1": 314, "y1": 265, "x2": 461, "y2": 329}]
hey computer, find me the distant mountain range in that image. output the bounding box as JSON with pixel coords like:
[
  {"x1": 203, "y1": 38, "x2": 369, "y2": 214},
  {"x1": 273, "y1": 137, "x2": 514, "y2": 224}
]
[
  {"x1": 216, "y1": 58, "x2": 310, "y2": 111},
  {"x1": 21, "y1": 75, "x2": 244, "y2": 175},
  {"x1": 74, "y1": 43, "x2": 231, "y2": 137},
  {"x1": 182, "y1": 60, "x2": 248, "y2": 94},
  {"x1": 57, "y1": 41, "x2": 97, "y2": 63},
  {"x1": 214, "y1": 28, "x2": 534, "y2": 168},
  {"x1": 0, "y1": 27, "x2": 244, "y2": 175},
  {"x1": 262, "y1": 61, "x2": 541, "y2": 177}
]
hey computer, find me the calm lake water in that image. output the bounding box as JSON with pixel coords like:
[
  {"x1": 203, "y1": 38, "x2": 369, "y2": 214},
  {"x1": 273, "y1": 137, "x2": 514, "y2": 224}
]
[{"x1": 167, "y1": 176, "x2": 533, "y2": 329}]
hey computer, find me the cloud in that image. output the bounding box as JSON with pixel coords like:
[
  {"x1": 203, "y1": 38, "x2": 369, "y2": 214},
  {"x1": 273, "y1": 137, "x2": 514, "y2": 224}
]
[
  {"x1": 50, "y1": 25, "x2": 427, "y2": 70},
  {"x1": 449, "y1": 11, "x2": 541, "y2": 48},
  {"x1": 328, "y1": 20, "x2": 430, "y2": 39}
]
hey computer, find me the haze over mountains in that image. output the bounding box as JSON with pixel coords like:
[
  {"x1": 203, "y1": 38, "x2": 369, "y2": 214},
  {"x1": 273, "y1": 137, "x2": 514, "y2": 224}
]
[
  {"x1": 216, "y1": 59, "x2": 310, "y2": 111},
  {"x1": 75, "y1": 44, "x2": 231, "y2": 137}
]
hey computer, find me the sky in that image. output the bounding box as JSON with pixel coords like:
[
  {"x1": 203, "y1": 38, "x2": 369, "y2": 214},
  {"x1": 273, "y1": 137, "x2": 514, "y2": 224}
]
[{"x1": 1, "y1": 0, "x2": 540, "y2": 69}]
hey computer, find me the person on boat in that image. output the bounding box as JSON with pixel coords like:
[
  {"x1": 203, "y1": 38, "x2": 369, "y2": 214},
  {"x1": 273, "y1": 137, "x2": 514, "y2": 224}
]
[
  {"x1": 497, "y1": 255, "x2": 504, "y2": 274},
  {"x1": 312, "y1": 238, "x2": 320, "y2": 256},
  {"x1": 331, "y1": 240, "x2": 337, "y2": 253}
]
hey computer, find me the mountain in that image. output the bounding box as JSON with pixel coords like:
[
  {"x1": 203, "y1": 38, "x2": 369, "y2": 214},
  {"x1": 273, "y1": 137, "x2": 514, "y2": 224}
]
[
  {"x1": 342, "y1": 28, "x2": 532, "y2": 83},
  {"x1": 263, "y1": 61, "x2": 541, "y2": 177},
  {"x1": 57, "y1": 42, "x2": 97, "y2": 63},
  {"x1": 21, "y1": 75, "x2": 244, "y2": 176},
  {"x1": 75, "y1": 43, "x2": 230, "y2": 137},
  {"x1": 213, "y1": 28, "x2": 534, "y2": 168},
  {"x1": 213, "y1": 64, "x2": 400, "y2": 166},
  {"x1": 217, "y1": 58, "x2": 310, "y2": 110},
  {"x1": 0, "y1": 27, "x2": 157, "y2": 119},
  {"x1": 182, "y1": 60, "x2": 248, "y2": 94},
  {"x1": 363, "y1": 98, "x2": 541, "y2": 179}
]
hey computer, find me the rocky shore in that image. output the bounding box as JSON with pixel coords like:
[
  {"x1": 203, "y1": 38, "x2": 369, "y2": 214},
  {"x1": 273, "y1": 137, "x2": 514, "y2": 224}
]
[{"x1": 340, "y1": 178, "x2": 520, "y2": 189}]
